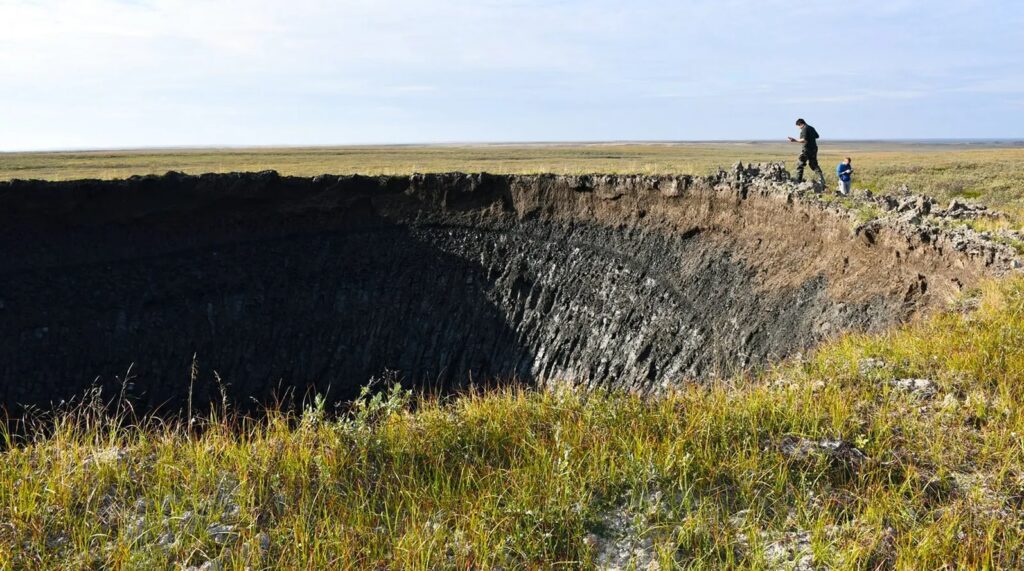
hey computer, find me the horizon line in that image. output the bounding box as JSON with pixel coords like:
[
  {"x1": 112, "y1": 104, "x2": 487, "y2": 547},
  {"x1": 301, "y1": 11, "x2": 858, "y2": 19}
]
[{"x1": 4, "y1": 138, "x2": 1024, "y2": 154}]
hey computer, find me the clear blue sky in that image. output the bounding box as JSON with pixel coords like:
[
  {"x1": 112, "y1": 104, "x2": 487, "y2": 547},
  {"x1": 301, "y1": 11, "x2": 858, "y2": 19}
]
[{"x1": 1, "y1": 0, "x2": 1022, "y2": 150}]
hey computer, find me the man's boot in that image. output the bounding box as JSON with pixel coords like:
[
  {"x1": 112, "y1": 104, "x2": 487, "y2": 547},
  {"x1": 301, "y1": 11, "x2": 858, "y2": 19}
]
[{"x1": 814, "y1": 168, "x2": 826, "y2": 189}]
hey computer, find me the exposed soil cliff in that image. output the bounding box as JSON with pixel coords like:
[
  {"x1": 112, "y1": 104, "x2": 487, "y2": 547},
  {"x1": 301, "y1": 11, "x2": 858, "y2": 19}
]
[{"x1": 0, "y1": 164, "x2": 1016, "y2": 412}]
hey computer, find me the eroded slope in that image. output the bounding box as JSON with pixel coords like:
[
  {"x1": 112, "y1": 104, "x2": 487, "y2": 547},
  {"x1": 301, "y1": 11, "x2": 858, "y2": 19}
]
[{"x1": 0, "y1": 164, "x2": 1014, "y2": 411}]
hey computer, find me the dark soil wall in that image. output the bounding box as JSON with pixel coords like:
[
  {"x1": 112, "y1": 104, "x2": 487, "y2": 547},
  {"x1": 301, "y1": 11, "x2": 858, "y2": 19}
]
[{"x1": 0, "y1": 169, "x2": 1001, "y2": 413}]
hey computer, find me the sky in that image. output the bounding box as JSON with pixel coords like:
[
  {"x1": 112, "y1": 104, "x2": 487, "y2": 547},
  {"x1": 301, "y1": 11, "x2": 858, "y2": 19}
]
[{"x1": 1, "y1": 0, "x2": 1023, "y2": 150}]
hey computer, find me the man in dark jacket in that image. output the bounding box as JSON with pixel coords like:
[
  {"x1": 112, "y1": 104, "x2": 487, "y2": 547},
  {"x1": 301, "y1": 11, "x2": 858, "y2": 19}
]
[{"x1": 788, "y1": 118, "x2": 826, "y2": 187}]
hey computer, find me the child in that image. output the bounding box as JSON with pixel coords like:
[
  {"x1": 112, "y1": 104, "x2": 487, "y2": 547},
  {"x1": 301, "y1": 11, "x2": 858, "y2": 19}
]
[{"x1": 836, "y1": 157, "x2": 853, "y2": 196}]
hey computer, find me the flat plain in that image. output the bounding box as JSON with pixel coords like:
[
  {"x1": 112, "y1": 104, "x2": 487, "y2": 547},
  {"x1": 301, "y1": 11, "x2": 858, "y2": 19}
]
[{"x1": 3, "y1": 141, "x2": 1024, "y2": 220}]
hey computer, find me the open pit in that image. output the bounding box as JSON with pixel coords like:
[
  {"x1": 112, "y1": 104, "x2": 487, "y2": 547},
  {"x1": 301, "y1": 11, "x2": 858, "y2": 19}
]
[{"x1": 0, "y1": 164, "x2": 1015, "y2": 412}]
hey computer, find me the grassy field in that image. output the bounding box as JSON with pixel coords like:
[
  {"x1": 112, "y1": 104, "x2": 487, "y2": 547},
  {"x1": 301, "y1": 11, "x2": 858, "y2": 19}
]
[
  {"x1": 4, "y1": 278, "x2": 1024, "y2": 569},
  {"x1": 3, "y1": 142, "x2": 1024, "y2": 222}
]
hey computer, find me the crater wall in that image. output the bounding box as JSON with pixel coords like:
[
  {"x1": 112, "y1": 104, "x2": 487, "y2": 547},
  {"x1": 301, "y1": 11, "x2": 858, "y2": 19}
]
[{"x1": 0, "y1": 166, "x2": 1010, "y2": 411}]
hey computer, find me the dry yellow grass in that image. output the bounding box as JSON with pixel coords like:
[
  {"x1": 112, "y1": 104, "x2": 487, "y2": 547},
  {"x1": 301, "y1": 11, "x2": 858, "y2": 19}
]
[{"x1": 4, "y1": 278, "x2": 1024, "y2": 569}]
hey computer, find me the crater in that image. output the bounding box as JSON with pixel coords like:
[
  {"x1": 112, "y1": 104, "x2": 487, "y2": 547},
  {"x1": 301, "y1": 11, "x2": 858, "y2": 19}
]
[{"x1": 0, "y1": 165, "x2": 1010, "y2": 412}]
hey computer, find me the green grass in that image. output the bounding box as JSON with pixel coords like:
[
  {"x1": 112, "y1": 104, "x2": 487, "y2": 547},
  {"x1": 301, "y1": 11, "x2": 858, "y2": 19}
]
[
  {"x1": 5, "y1": 278, "x2": 1024, "y2": 569},
  {"x1": 3, "y1": 142, "x2": 1024, "y2": 223}
]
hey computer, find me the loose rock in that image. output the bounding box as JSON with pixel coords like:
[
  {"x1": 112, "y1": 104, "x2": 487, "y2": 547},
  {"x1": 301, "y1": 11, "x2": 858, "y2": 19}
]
[{"x1": 893, "y1": 378, "x2": 938, "y2": 399}]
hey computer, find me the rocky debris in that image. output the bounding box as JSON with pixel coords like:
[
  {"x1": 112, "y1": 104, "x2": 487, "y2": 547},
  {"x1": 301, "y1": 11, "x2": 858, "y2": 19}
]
[
  {"x1": 82, "y1": 447, "x2": 130, "y2": 468},
  {"x1": 184, "y1": 561, "x2": 221, "y2": 571},
  {"x1": 938, "y1": 198, "x2": 1002, "y2": 220},
  {"x1": 718, "y1": 162, "x2": 1023, "y2": 275},
  {"x1": 863, "y1": 210, "x2": 1019, "y2": 273},
  {"x1": 257, "y1": 532, "x2": 272, "y2": 554},
  {"x1": 857, "y1": 358, "x2": 889, "y2": 376},
  {"x1": 944, "y1": 225, "x2": 1024, "y2": 263},
  {"x1": 940, "y1": 393, "x2": 961, "y2": 411},
  {"x1": 589, "y1": 507, "x2": 661, "y2": 571},
  {"x1": 125, "y1": 515, "x2": 147, "y2": 538},
  {"x1": 176, "y1": 510, "x2": 198, "y2": 532},
  {"x1": 221, "y1": 502, "x2": 241, "y2": 522},
  {"x1": 45, "y1": 530, "x2": 70, "y2": 551},
  {"x1": 762, "y1": 530, "x2": 816, "y2": 571},
  {"x1": 206, "y1": 523, "x2": 236, "y2": 544},
  {"x1": 156, "y1": 529, "x2": 176, "y2": 547},
  {"x1": 898, "y1": 195, "x2": 933, "y2": 216},
  {"x1": 586, "y1": 491, "x2": 670, "y2": 571},
  {"x1": 727, "y1": 161, "x2": 791, "y2": 184},
  {"x1": 778, "y1": 436, "x2": 867, "y2": 470},
  {"x1": 731, "y1": 512, "x2": 818, "y2": 570},
  {"x1": 892, "y1": 378, "x2": 938, "y2": 399}
]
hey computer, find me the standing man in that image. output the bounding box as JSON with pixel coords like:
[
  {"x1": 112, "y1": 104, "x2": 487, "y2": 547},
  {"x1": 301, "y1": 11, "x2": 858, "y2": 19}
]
[{"x1": 787, "y1": 118, "x2": 826, "y2": 187}]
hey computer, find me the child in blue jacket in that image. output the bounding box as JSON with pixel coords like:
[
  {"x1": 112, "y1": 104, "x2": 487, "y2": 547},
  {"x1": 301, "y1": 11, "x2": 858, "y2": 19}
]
[{"x1": 836, "y1": 158, "x2": 853, "y2": 196}]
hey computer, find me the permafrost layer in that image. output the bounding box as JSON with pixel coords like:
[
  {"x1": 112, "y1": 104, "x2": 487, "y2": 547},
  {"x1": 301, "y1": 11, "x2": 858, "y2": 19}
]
[{"x1": 0, "y1": 163, "x2": 1017, "y2": 411}]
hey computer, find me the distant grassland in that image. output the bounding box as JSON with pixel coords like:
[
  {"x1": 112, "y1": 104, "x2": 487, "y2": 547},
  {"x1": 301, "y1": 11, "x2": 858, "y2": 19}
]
[{"x1": 3, "y1": 142, "x2": 1024, "y2": 223}]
